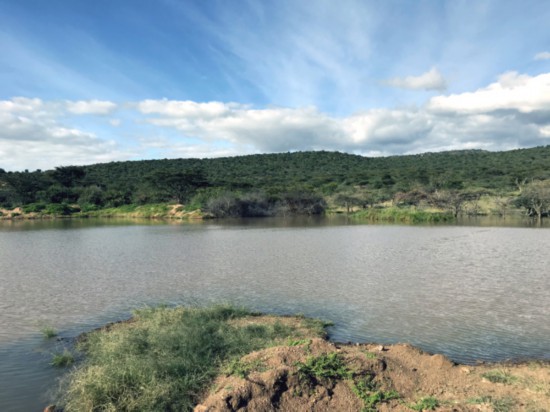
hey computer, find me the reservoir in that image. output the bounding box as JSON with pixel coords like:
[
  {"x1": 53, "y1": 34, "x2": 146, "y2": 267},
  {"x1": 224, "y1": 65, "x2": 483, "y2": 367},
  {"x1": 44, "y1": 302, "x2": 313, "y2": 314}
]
[{"x1": 0, "y1": 217, "x2": 549, "y2": 410}]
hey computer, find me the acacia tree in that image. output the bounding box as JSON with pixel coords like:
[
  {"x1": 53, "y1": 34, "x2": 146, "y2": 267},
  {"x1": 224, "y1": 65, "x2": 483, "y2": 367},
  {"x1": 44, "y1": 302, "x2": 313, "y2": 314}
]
[
  {"x1": 334, "y1": 194, "x2": 361, "y2": 213},
  {"x1": 516, "y1": 180, "x2": 550, "y2": 224},
  {"x1": 393, "y1": 189, "x2": 429, "y2": 208},
  {"x1": 429, "y1": 190, "x2": 461, "y2": 217}
]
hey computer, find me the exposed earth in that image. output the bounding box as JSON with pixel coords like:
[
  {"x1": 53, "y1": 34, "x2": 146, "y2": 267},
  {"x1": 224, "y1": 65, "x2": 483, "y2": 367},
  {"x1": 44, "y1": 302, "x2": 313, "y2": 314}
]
[
  {"x1": 42, "y1": 314, "x2": 549, "y2": 412},
  {"x1": 195, "y1": 320, "x2": 549, "y2": 412}
]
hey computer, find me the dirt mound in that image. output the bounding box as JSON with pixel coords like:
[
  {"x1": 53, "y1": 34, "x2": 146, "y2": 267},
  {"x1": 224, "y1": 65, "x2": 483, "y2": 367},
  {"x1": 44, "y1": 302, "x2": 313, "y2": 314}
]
[{"x1": 195, "y1": 339, "x2": 550, "y2": 411}]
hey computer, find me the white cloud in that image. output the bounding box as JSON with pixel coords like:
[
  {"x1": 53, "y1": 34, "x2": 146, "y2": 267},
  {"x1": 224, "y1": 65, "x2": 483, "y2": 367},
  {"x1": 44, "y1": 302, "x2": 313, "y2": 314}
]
[
  {"x1": 534, "y1": 51, "x2": 550, "y2": 61},
  {"x1": 428, "y1": 72, "x2": 550, "y2": 113},
  {"x1": 66, "y1": 100, "x2": 117, "y2": 115},
  {"x1": 138, "y1": 102, "x2": 342, "y2": 151},
  {"x1": 136, "y1": 71, "x2": 550, "y2": 156},
  {"x1": 386, "y1": 67, "x2": 447, "y2": 91},
  {"x1": 2, "y1": 71, "x2": 550, "y2": 171},
  {"x1": 0, "y1": 97, "x2": 130, "y2": 170},
  {"x1": 137, "y1": 99, "x2": 238, "y2": 118}
]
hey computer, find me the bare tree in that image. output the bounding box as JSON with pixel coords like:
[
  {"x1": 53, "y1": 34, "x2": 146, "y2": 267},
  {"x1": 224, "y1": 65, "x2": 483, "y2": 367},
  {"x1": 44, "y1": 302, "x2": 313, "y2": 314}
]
[
  {"x1": 515, "y1": 178, "x2": 529, "y2": 194},
  {"x1": 493, "y1": 195, "x2": 512, "y2": 218},
  {"x1": 430, "y1": 190, "x2": 467, "y2": 218},
  {"x1": 516, "y1": 180, "x2": 550, "y2": 224}
]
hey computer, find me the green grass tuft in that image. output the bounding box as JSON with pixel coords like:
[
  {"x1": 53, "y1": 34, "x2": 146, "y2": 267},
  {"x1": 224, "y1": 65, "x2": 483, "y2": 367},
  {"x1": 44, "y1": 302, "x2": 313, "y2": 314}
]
[
  {"x1": 467, "y1": 395, "x2": 517, "y2": 412},
  {"x1": 361, "y1": 350, "x2": 377, "y2": 359},
  {"x1": 287, "y1": 338, "x2": 311, "y2": 346},
  {"x1": 224, "y1": 358, "x2": 266, "y2": 379},
  {"x1": 410, "y1": 396, "x2": 440, "y2": 411},
  {"x1": 296, "y1": 352, "x2": 351, "y2": 385},
  {"x1": 52, "y1": 349, "x2": 75, "y2": 367},
  {"x1": 41, "y1": 326, "x2": 58, "y2": 339},
  {"x1": 57, "y1": 305, "x2": 327, "y2": 411},
  {"x1": 351, "y1": 375, "x2": 399, "y2": 412},
  {"x1": 481, "y1": 369, "x2": 519, "y2": 384}
]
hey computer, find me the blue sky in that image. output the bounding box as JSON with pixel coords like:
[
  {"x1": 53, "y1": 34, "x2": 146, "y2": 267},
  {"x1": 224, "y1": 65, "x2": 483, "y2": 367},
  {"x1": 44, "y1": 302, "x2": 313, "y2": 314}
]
[{"x1": 1, "y1": 0, "x2": 549, "y2": 171}]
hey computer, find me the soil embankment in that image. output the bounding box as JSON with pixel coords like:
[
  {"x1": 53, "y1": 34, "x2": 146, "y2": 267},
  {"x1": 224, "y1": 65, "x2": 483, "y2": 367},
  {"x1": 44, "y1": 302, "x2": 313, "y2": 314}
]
[
  {"x1": 196, "y1": 337, "x2": 549, "y2": 411},
  {"x1": 45, "y1": 309, "x2": 549, "y2": 411}
]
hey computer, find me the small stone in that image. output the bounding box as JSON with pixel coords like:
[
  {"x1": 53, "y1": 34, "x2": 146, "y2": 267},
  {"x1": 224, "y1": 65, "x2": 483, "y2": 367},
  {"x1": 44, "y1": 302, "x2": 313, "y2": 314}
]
[{"x1": 376, "y1": 359, "x2": 387, "y2": 371}]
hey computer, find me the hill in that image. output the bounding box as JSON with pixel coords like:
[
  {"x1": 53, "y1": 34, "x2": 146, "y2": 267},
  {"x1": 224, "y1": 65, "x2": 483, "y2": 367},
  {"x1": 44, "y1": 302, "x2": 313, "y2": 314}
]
[{"x1": 1, "y1": 146, "x2": 550, "y2": 219}]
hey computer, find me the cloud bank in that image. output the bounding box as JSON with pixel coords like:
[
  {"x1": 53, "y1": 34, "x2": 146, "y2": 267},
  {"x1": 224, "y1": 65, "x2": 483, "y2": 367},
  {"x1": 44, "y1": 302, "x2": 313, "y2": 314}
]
[{"x1": 1, "y1": 71, "x2": 550, "y2": 171}]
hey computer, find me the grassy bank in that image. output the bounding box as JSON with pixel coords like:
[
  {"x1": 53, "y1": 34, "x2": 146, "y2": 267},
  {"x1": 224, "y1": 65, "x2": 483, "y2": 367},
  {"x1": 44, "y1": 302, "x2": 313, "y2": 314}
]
[
  {"x1": 0, "y1": 203, "x2": 204, "y2": 220},
  {"x1": 51, "y1": 305, "x2": 550, "y2": 412},
  {"x1": 349, "y1": 207, "x2": 455, "y2": 223},
  {"x1": 55, "y1": 305, "x2": 328, "y2": 411}
]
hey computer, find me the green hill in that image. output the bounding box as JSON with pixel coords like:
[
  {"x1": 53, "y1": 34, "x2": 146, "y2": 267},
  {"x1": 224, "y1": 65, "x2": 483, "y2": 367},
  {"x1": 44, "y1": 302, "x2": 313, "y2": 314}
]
[{"x1": 1, "y1": 146, "x2": 550, "y2": 218}]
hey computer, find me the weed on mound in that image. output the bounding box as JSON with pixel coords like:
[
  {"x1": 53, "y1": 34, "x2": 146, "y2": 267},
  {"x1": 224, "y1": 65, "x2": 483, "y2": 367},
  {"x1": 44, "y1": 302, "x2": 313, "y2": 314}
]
[{"x1": 57, "y1": 305, "x2": 326, "y2": 412}]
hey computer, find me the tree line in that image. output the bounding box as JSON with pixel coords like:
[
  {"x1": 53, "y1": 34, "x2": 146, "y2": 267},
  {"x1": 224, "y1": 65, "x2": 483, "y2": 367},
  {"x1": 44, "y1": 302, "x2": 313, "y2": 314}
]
[{"x1": 1, "y1": 146, "x2": 550, "y2": 219}]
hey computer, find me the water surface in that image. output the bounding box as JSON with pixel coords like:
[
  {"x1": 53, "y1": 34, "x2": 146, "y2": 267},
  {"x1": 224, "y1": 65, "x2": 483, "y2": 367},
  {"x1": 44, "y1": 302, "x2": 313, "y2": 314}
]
[{"x1": 0, "y1": 217, "x2": 549, "y2": 410}]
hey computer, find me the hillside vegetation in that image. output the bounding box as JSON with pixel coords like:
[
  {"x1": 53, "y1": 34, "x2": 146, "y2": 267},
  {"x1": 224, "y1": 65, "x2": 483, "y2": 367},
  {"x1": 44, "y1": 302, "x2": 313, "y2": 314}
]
[{"x1": 2, "y1": 146, "x2": 550, "y2": 220}]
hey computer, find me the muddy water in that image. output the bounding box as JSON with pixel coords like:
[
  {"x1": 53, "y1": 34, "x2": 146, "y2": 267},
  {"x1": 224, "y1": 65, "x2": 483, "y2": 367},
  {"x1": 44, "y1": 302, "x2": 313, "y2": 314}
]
[{"x1": 1, "y1": 217, "x2": 549, "y2": 410}]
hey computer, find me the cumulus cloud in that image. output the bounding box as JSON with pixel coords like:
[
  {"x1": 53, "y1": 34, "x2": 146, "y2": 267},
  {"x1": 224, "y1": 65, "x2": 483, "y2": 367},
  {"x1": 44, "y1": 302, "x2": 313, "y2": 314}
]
[
  {"x1": 65, "y1": 99, "x2": 117, "y2": 115},
  {"x1": 137, "y1": 99, "x2": 239, "y2": 118},
  {"x1": 386, "y1": 67, "x2": 447, "y2": 91},
  {"x1": 137, "y1": 71, "x2": 550, "y2": 156},
  {"x1": 0, "y1": 97, "x2": 129, "y2": 170},
  {"x1": 534, "y1": 51, "x2": 550, "y2": 61},
  {"x1": 2, "y1": 71, "x2": 550, "y2": 171},
  {"x1": 428, "y1": 72, "x2": 550, "y2": 113},
  {"x1": 137, "y1": 102, "x2": 343, "y2": 151}
]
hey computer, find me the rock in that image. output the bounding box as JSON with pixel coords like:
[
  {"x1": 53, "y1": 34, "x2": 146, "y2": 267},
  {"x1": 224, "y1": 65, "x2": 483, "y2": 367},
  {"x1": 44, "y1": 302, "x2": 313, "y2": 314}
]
[{"x1": 375, "y1": 358, "x2": 387, "y2": 372}]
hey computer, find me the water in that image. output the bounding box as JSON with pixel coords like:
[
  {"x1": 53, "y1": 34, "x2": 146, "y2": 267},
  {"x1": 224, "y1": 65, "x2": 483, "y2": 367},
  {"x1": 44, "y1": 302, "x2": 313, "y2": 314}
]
[{"x1": 1, "y1": 217, "x2": 549, "y2": 410}]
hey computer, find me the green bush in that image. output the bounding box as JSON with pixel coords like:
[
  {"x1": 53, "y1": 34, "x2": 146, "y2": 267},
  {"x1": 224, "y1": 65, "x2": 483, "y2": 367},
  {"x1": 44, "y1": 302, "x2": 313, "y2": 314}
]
[
  {"x1": 44, "y1": 203, "x2": 79, "y2": 215},
  {"x1": 22, "y1": 202, "x2": 47, "y2": 213}
]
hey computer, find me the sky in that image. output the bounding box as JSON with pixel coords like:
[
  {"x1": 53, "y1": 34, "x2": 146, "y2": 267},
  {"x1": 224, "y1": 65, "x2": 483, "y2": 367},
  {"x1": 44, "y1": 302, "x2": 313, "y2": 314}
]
[{"x1": 1, "y1": 0, "x2": 550, "y2": 171}]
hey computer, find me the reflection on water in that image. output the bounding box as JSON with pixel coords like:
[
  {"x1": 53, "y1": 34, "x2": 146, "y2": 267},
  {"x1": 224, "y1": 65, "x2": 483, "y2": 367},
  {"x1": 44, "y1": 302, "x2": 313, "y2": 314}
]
[{"x1": 0, "y1": 217, "x2": 549, "y2": 410}]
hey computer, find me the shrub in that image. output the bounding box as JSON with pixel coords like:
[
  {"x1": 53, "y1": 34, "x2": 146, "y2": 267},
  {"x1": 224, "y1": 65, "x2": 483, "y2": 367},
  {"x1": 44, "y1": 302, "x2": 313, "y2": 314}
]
[
  {"x1": 22, "y1": 203, "x2": 47, "y2": 213},
  {"x1": 44, "y1": 203, "x2": 78, "y2": 216}
]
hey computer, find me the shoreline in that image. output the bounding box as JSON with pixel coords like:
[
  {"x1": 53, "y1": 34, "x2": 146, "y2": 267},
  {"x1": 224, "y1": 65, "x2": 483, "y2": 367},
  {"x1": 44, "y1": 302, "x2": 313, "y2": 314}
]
[{"x1": 45, "y1": 306, "x2": 550, "y2": 411}]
